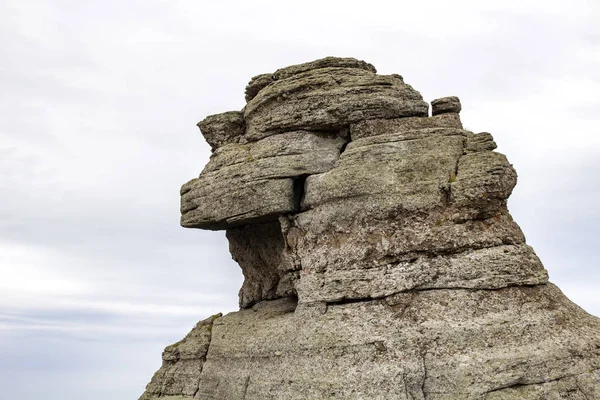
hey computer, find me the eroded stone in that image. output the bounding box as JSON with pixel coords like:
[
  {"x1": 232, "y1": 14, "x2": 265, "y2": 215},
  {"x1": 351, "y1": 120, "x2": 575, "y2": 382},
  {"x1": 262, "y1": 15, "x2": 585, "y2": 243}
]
[
  {"x1": 139, "y1": 314, "x2": 220, "y2": 400},
  {"x1": 180, "y1": 131, "x2": 345, "y2": 229},
  {"x1": 197, "y1": 111, "x2": 245, "y2": 151},
  {"x1": 244, "y1": 67, "x2": 429, "y2": 141},
  {"x1": 143, "y1": 57, "x2": 600, "y2": 400},
  {"x1": 431, "y1": 96, "x2": 462, "y2": 116}
]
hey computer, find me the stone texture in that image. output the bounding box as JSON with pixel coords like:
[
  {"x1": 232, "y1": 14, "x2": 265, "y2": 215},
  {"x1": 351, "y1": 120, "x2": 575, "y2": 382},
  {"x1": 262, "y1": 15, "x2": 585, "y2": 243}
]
[
  {"x1": 350, "y1": 112, "x2": 463, "y2": 140},
  {"x1": 181, "y1": 177, "x2": 295, "y2": 230},
  {"x1": 245, "y1": 57, "x2": 378, "y2": 103},
  {"x1": 465, "y1": 131, "x2": 497, "y2": 153},
  {"x1": 301, "y1": 125, "x2": 467, "y2": 213},
  {"x1": 431, "y1": 96, "x2": 462, "y2": 116},
  {"x1": 244, "y1": 66, "x2": 429, "y2": 141},
  {"x1": 245, "y1": 73, "x2": 273, "y2": 102},
  {"x1": 197, "y1": 111, "x2": 245, "y2": 151},
  {"x1": 272, "y1": 56, "x2": 377, "y2": 80},
  {"x1": 180, "y1": 130, "x2": 346, "y2": 230},
  {"x1": 296, "y1": 243, "x2": 548, "y2": 304},
  {"x1": 141, "y1": 57, "x2": 600, "y2": 400},
  {"x1": 226, "y1": 219, "x2": 299, "y2": 308},
  {"x1": 152, "y1": 286, "x2": 600, "y2": 400},
  {"x1": 451, "y1": 151, "x2": 518, "y2": 215},
  {"x1": 140, "y1": 314, "x2": 220, "y2": 400}
]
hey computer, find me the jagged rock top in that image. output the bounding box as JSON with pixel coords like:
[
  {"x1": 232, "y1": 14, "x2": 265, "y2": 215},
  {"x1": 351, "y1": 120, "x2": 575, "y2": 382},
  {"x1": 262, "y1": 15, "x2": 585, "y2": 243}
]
[
  {"x1": 272, "y1": 56, "x2": 377, "y2": 80},
  {"x1": 244, "y1": 57, "x2": 377, "y2": 102},
  {"x1": 181, "y1": 56, "x2": 536, "y2": 308},
  {"x1": 184, "y1": 57, "x2": 441, "y2": 230}
]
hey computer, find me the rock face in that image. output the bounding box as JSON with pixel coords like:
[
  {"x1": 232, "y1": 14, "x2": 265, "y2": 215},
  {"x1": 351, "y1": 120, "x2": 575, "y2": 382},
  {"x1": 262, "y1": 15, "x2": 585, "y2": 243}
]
[{"x1": 141, "y1": 57, "x2": 600, "y2": 399}]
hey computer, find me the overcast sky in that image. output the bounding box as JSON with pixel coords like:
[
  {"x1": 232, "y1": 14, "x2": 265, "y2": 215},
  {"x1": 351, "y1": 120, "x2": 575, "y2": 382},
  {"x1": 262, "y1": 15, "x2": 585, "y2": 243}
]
[{"x1": 1, "y1": 1, "x2": 599, "y2": 399}]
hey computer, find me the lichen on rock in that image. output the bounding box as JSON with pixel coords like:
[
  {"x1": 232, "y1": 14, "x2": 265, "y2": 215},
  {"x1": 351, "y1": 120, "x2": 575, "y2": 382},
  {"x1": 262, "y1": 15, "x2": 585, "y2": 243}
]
[{"x1": 140, "y1": 57, "x2": 600, "y2": 400}]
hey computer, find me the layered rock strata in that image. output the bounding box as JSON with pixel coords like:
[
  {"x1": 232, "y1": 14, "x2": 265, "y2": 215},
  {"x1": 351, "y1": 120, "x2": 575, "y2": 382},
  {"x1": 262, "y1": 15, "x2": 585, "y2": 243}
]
[{"x1": 141, "y1": 57, "x2": 600, "y2": 399}]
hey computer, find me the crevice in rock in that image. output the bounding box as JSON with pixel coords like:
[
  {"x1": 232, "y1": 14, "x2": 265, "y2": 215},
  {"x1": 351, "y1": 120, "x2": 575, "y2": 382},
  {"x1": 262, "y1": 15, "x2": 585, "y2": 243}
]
[
  {"x1": 325, "y1": 296, "x2": 378, "y2": 306},
  {"x1": 483, "y1": 381, "x2": 538, "y2": 395},
  {"x1": 292, "y1": 174, "x2": 309, "y2": 211},
  {"x1": 441, "y1": 184, "x2": 452, "y2": 206},
  {"x1": 442, "y1": 137, "x2": 466, "y2": 206},
  {"x1": 322, "y1": 282, "x2": 548, "y2": 309},
  {"x1": 339, "y1": 140, "x2": 349, "y2": 155},
  {"x1": 412, "y1": 282, "x2": 546, "y2": 294},
  {"x1": 338, "y1": 129, "x2": 352, "y2": 156},
  {"x1": 242, "y1": 376, "x2": 251, "y2": 399},
  {"x1": 483, "y1": 372, "x2": 581, "y2": 395},
  {"x1": 421, "y1": 351, "x2": 429, "y2": 400}
]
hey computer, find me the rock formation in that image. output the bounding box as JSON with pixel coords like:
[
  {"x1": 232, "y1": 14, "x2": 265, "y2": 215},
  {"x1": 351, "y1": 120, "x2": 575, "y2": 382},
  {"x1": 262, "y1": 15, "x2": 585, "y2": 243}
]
[{"x1": 140, "y1": 57, "x2": 600, "y2": 399}]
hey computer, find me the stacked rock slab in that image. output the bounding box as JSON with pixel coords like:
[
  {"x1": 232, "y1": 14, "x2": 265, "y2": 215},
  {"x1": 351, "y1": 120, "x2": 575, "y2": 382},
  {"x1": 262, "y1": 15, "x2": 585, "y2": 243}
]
[{"x1": 141, "y1": 57, "x2": 600, "y2": 399}]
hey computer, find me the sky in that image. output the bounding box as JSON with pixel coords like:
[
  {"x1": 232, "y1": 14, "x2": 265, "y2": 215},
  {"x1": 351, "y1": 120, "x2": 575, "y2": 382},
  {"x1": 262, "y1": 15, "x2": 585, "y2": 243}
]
[{"x1": 0, "y1": 0, "x2": 599, "y2": 399}]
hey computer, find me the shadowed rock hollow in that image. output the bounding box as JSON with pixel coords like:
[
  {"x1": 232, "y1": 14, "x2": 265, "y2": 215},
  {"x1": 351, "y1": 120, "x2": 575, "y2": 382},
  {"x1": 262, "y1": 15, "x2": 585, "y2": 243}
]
[{"x1": 140, "y1": 57, "x2": 600, "y2": 399}]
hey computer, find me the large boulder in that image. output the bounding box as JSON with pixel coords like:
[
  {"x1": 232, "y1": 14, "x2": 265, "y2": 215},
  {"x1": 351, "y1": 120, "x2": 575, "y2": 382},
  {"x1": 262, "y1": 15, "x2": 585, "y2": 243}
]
[{"x1": 141, "y1": 57, "x2": 600, "y2": 400}]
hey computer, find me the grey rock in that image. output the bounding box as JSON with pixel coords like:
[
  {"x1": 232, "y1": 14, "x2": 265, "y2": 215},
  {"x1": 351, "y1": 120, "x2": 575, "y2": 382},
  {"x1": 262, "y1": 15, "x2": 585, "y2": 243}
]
[
  {"x1": 227, "y1": 219, "x2": 299, "y2": 308},
  {"x1": 188, "y1": 286, "x2": 598, "y2": 400},
  {"x1": 302, "y1": 126, "x2": 467, "y2": 212},
  {"x1": 181, "y1": 177, "x2": 295, "y2": 230},
  {"x1": 244, "y1": 67, "x2": 429, "y2": 141},
  {"x1": 245, "y1": 73, "x2": 274, "y2": 102},
  {"x1": 431, "y1": 96, "x2": 462, "y2": 115},
  {"x1": 291, "y1": 205, "x2": 530, "y2": 305},
  {"x1": 141, "y1": 57, "x2": 600, "y2": 399},
  {"x1": 451, "y1": 151, "x2": 518, "y2": 216},
  {"x1": 465, "y1": 131, "x2": 498, "y2": 153},
  {"x1": 244, "y1": 57, "x2": 377, "y2": 103},
  {"x1": 296, "y1": 244, "x2": 548, "y2": 304},
  {"x1": 350, "y1": 113, "x2": 463, "y2": 140},
  {"x1": 272, "y1": 56, "x2": 377, "y2": 80},
  {"x1": 197, "y1": 111, "x2": 245, "y2": 151},
  {"x1": 139, "y1": 314, "x2": 220, "y2": 400},
  {"x1": 180, "y1": 131, "x2": 346, "y2": 230}
]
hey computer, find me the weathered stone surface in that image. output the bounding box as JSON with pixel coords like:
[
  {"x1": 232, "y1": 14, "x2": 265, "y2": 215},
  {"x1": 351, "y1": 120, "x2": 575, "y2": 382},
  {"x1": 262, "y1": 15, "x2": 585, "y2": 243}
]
[
  {"x1": 140, "y1": 314, "x2": 220, "y2": 400},
  {"x1": 245, "y1": 73, "x2": 273, "y2": 102},
  {"x1": 431, "y1": 96, "x2": 462, "y2": 115},
  {"x1": 296, "y1": 243, "x2": 548, "y2": 304},
  {"x1": 451, "y1": 151, "x2": 518, "y2": 215},
  {"x1": 244, "y1": 66, "x2": 429, "y2": 141},
  {"x1": 272, "y1": 56, "x2": 377, "y2": 80},
  {"x1": 302, "y1": 126, "x2": 467, "y2": 212},
  {"x1": 180, "y1": 131, "x2": 345, "y2": 229},
  {"x1": 465, "y1": 131, "x2": 497, "y2": 153},
  {"x1": 181, "y1": 177, "x2": 295, "y2": 230},
  {"x1": 227, "y1": 219, "x2": 299, "y2": 308},
  {"x1": 142, "y1": 57, "x2": 600, "y2": 399},
  {"x1": 350, "y1": 112, "x2": 463, "y2": 140},
  {"x1": 286, "y1": 117, "x2": 525, "y2": 304},
  {"x1": 291, "y1": 206, "x2": 532, "y2": 305},
  {"x1": 197, "y1": 111, "x2": 245, "y2": 151},
  {"x1": 193, "y1": 286, "x2": 599, "y2": 400},
  {"x1": 244, "y1": 57, "x2": 377, "y2": 103}
]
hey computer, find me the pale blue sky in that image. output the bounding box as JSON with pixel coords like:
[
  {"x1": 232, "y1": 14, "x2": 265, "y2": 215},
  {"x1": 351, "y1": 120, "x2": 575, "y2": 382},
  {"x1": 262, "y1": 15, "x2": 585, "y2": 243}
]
[{"x1": 1, "y1": 1, "x2": 599, "y2": 398}]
